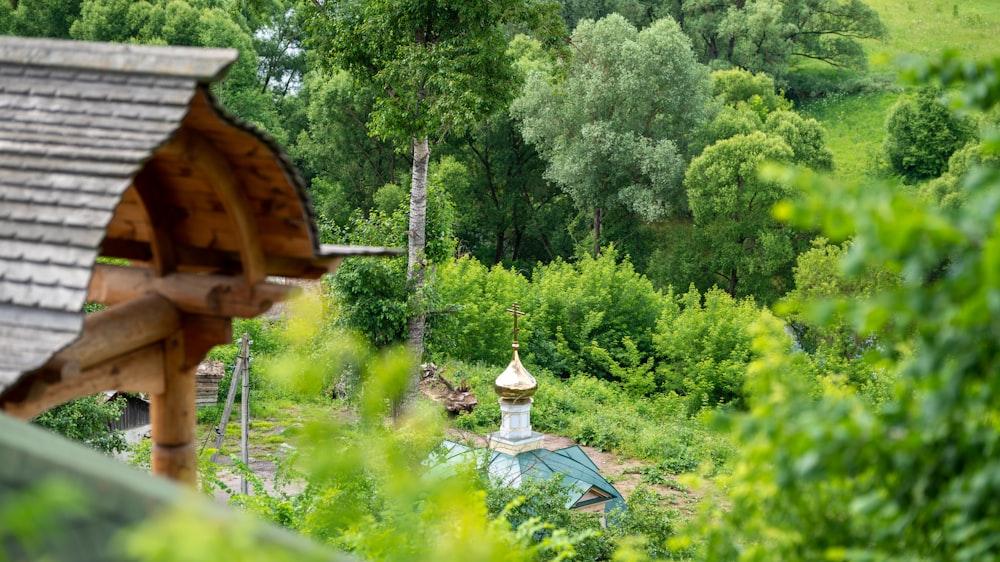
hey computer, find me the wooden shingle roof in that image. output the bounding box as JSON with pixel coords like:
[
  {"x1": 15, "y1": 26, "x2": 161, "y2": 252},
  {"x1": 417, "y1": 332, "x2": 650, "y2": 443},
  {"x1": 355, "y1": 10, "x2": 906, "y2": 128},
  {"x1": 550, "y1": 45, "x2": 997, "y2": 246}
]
[
  {"x1": 0, "y1": 36, "x2": 396, "y2": 399},
  {"x1": 0, "y1": 38, "x2": 228, "y2": 388}
]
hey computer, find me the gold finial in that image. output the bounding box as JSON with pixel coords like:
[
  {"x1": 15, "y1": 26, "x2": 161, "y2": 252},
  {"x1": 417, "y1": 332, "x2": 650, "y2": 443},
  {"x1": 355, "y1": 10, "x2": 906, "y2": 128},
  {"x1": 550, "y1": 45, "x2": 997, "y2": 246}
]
[
  {"x1": 495, "y1": 302, "x2": 536, "y2": 400},
  {"x1": 506, "y1": 302, "x2": 525, "y2": 347}
]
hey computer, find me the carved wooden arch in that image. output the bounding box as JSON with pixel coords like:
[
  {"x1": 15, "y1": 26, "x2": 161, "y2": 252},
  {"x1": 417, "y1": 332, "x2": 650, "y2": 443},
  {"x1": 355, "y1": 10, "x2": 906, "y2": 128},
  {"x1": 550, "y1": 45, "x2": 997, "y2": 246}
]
[
  {"x1": 0, "y1": 116, "x2": 381, "y2": 485},
  {"x1": 0, "y1": 38, "x2": 401, "y2": 485}
]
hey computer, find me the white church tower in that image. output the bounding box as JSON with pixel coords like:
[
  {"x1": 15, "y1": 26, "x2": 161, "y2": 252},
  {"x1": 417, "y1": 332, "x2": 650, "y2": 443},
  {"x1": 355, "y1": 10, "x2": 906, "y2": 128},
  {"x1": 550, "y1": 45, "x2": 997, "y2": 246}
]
[{"x1": 488, "y1": 303, "x2": 545, "y2": 455}]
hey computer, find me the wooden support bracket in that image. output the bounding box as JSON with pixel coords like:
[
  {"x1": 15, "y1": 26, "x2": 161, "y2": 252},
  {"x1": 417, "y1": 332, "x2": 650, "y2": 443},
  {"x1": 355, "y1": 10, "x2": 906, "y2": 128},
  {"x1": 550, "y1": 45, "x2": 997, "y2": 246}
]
[
  {"x1": 88, "y1": 264, "x2": 299, "y2": 318},
  {"x1": 2, "y1": 344, "x2": 166, "y2": 420},
  {"x1": 0, "y1": 294, "x2": 179, "y2": 418},
  {"x1": 51, "y1": 292, "x2": 180, "y2": 371}
]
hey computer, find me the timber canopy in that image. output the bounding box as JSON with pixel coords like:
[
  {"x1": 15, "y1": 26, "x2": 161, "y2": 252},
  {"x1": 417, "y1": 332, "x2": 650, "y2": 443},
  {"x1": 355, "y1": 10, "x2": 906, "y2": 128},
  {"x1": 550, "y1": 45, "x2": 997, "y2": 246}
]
[{"x1": 0, "y1": 36, "x2": 395, "y2": 483}]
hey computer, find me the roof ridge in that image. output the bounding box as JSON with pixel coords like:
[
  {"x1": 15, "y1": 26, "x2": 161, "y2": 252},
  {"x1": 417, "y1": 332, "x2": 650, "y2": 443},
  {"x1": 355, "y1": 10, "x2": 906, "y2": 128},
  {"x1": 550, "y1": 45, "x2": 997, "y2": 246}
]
[{"x1": 0, "y1": 36, "x2": 237, "y2": 82}]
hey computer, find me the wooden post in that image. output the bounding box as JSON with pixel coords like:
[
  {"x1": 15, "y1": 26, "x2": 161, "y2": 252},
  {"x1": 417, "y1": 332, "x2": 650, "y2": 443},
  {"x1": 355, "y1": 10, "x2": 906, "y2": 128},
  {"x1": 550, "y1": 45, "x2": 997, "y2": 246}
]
[
  {"x1": 211, "y1": 333, "x2": 247, "y2": 463},
  {"x1": 240, "y1": 337, "x2": 251, "y2": 495},
  {"x1": 150, "y1": 330, "x2": 198, "y2": 486}
]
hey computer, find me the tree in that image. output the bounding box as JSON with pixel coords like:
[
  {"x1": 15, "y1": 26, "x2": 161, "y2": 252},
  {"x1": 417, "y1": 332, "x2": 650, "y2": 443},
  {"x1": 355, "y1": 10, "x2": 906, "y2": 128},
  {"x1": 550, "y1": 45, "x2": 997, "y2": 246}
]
[
  {"x1": 69, "y1": 0, "x2": 291, "y2": 144},
  {"x1": 698, "y1": 53, "x2": 1000, "y2": 561},
  {"x1": 307, "y1": 0, "x2": 562, "y2": 359},
  {"x1": 33, "y1": 394, "x2": 127, "y2": 455},
  {"x1": 919, "y1": 138, "x2": 1000, "y2": 209},
  {"x1": 685, "y1": 131, "x2": 798, "y2": 299},
  {"x1": 292, "y1": 69, "x2": 404, "y2": 224},
  {"x1": 558, "y1": 0, "x2": 670, "y2": 30},
  {"x1": 661, "y1": 0, "x2": 887, "y2": 79},
  {"x1": 656, "y1": 68, "x2": 832, "y2": 302},
  {"x1": 440, "y1": 112, "x2": 573, "y2": 267},
  {"x1": 883, "y1": 86, "x2": 976, "y2": 183},
  {"x1": 512, "y1": 14, "x2": 712, "y2": 257},
  {"x1": 0, "y1": 0, "x2": 82, "y2": 38}
]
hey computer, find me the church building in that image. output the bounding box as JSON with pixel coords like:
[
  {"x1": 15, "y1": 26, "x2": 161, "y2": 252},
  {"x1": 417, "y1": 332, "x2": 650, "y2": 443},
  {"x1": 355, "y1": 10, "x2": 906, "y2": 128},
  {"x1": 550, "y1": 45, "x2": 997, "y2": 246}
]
[{"x1": 438, "y1": 304, "x2": 625, "y2": 519}]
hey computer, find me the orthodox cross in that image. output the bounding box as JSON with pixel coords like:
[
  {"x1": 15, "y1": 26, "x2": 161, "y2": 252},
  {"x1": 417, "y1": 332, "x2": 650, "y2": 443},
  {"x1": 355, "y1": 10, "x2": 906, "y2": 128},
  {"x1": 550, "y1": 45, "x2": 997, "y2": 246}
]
[{"x1": 506, "y1": 302, "x2": 525, "y2": 345}]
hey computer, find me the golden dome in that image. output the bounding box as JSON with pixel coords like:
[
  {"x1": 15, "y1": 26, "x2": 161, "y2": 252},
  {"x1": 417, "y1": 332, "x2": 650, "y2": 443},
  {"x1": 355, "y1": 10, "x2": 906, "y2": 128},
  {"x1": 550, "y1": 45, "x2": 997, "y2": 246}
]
[{"x1": 494, "y1": 344, "x2": 537, "y2": 400}]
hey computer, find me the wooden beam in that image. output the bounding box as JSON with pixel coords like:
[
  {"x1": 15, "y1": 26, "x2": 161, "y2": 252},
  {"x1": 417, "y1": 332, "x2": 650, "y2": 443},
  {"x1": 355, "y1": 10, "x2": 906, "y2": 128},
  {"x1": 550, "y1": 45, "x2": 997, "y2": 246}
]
[
  {"x1": 54, "y1": 293, "x2": 180, "y2": 371},
  {"x1": 88, "y1": 264, "x2": 298, "y2": 318},
  {"x1": 1, "y1": 344, "x2": 165, "y2": 420},
  {"x1": 99, "y1": 238, "x2": 406, "y2": 278},
  {"x1": 150, "y1": 330, "x2": 197, "y2": 486},
  {"x1": 181, "y1": 314, "x2": 233, "y2": 370},
  {"x1": 157, "y1": 129, "x2": 267, "y2": 285}
]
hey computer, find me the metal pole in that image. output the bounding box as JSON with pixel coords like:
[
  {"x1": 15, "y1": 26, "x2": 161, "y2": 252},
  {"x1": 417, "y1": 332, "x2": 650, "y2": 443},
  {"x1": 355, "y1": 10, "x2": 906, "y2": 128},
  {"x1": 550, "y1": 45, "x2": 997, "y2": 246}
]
[
  {"x1": 240, "y1": 335, "x2": 251, "y2": 495},
  {"x1": 211, "y1": 333, "x2": 247, "y2": 463}
]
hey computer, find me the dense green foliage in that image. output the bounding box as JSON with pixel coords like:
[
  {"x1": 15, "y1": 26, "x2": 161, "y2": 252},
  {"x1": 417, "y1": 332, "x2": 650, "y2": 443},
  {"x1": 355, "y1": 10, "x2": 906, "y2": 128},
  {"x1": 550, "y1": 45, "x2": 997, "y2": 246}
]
[
  {"x1": 10, "y1": 2, "x2": 1000, "y2": 561},
  {"x1": 428, "y1": 250, "x2": 776, "y2": 418},
  {"x1": 0, "y1": 0, "x2": 81, "y2": 37},
  {"x1": 655, "y1": 287, "x2": 765, "y2": 415},
  {"x1": 781, "y1": 238, "x2": 898, "y2": 392},
  {"x1": 33, "y1": 394, "x2": 127, "y2": 455},
  {"x1": 513, "y1": 14, "x2": 712, "y2": 255},
  {"x1": 655, "y1": 69, "x2": 832, "y2": 303},
  {"x1": 662, "y1": 0, "x2": 887, "y2": 79},
  {"x1": 697, "y1": 54, "x2": 1000, "y2": 560},
  {"x1": 883, "y1": 86, "x2": 976, "y2": 182}
]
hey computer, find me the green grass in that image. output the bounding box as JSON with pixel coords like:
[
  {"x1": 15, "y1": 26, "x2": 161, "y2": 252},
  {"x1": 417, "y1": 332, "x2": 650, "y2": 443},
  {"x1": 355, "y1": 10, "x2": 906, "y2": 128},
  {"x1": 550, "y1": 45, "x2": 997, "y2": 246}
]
[
  {"x1": 800, "y1": 91, "x2": 898, "y2": 185},
  {"x1": 863, "y1": 0, "x2": 1000, "y2": 73},
  {"x1": 798, "y1": 0, "x2": 1000, "y2": 185}
]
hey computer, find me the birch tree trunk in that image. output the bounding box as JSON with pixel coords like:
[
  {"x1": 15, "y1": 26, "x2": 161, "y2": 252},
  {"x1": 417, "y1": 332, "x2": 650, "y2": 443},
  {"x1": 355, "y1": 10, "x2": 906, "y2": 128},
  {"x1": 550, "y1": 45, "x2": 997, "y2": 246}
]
[{"x1": 406, "y1": 135, "x2": 430, "y2": 356}]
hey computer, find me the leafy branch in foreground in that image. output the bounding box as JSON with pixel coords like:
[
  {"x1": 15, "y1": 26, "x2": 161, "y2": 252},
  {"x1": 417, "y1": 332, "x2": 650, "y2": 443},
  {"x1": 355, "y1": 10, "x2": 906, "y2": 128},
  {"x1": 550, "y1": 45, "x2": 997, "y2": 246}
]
[{"x1": 697, "y1": 53, "x2": 1000, "y2": 561}]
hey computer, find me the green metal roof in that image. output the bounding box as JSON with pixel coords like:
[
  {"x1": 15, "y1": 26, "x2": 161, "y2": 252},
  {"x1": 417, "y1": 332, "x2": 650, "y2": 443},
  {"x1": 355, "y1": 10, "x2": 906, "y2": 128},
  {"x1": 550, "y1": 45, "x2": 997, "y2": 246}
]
[{"x1": 437, "y1": 441, "x2": 625, "y2": 513}]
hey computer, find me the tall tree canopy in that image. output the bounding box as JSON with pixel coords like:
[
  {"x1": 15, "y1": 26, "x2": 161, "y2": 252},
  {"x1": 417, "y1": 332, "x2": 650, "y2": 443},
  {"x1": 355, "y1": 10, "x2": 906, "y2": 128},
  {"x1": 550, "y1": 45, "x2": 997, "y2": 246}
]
[
  {"x1": 512, "y1": 14, "x2": 712, "y2": 257},
  {"x1": 661, "y1": 0, "x2": 887, "y2": 78},
  {"x1": 659, "y1": 69, "x2": 832, "y2": 302},
  {"x1": 0, "y1": 0, "x2": 82, "y2": 38},
  {"x1": 307, "y1": 0, "x2": 563, "y2": 357}
]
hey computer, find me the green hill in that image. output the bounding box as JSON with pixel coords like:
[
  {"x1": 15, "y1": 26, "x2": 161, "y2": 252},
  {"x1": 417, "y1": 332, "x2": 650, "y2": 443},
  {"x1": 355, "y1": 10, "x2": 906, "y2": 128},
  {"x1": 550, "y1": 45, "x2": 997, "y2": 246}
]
[{"x1": 800, "y1": 0, "x2": 1000, "y2": 185}]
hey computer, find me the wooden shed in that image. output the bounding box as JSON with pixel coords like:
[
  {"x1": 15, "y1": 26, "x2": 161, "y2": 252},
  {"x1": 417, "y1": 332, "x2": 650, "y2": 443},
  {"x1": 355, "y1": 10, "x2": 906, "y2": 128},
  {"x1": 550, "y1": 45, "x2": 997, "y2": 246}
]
[{"x1": 0, "y1": 36, "x2": 397, "y2": 484}]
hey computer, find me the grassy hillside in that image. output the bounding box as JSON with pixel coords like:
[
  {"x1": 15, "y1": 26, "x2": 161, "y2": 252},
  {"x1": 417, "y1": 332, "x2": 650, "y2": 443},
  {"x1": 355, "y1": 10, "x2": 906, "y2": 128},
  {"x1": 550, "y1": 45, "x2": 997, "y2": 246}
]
[
  {"x1": 800, "y1": 0, "x2": 1000, "y2": 185},
  {"x1": 864, "y1": 0, "x2": 1000, "y2": 72}
]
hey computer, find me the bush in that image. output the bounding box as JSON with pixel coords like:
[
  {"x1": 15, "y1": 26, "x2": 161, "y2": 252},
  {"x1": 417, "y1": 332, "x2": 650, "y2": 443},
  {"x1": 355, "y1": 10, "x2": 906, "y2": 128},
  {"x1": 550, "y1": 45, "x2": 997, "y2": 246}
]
[
  {"x1": 425, "y1": 256, "x2": 530, "y2": 365},
  {"x1": 327, "y1": 165, "x2": 458, "y2": 349},
  {"x1": 883, "y1": 86, "x2": 975, "y2": 182},
  {"x1": 33, "y1": 394, "x2": 127, "y2": 455},
  {"x1": 655, "y1": 286, "x2": 771, "y2": 416},
  {"x1": 525, "y1": 247, "x2": 666, "y2": 382},
  {"x1": 326, "y1": 207, "x2": 409, "y2": 348}
]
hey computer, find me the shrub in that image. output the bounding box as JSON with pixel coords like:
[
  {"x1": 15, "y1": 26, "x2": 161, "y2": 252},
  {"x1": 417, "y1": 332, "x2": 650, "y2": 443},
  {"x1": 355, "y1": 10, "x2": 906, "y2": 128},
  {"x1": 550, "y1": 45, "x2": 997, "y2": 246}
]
[
  {"x1": 425, "y1": 256, "x2": 530, "y2": 365},
  {"x1": 33, "y1": 394, "x2": 127, "y2": 455},
  {"x1": 525, "y1": 247, "x2": 666, "y2": 381},
  {"x1": 326, "y1": 207, "x2": 409, "y2": 348},
  {"x1": 655, "y1": 286, "x2": 772, "y2": 416},
  {"x1": 883, "y1": 86, "x2": 975, "y2": 182}
]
